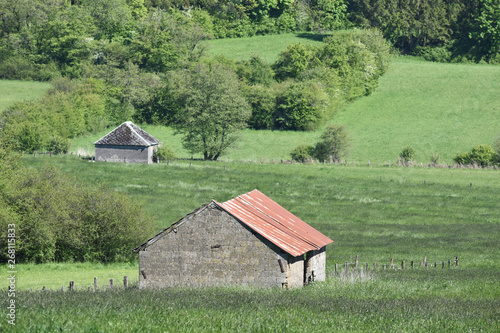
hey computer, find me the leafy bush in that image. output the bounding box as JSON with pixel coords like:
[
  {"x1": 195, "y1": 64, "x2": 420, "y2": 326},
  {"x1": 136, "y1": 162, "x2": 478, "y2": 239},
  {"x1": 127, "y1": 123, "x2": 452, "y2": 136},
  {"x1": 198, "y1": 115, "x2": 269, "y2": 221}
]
[
  {"x1": 417, "y1": 46, "x2": 452, "y2": 63},
  {"x1": 399, "y1": 147, "x2": 416, "y2": 163},
  {"x1": 453, "y1": 145, "x2": 497, "y2": 167},
  {"x1": 273, "y1": 43, "x2": 320, "y2": 81},
  {"x1": 312, "y1": 124, "x2": 350, "y2": 162},
  {"x1": 274, "y1": 80, "x2": 329, "y2": 131},
  {"x1": 290, "y1": 144, "x2": 314, "y2": 162},
  {"x1": 0, "y1": 165, "x2": 155, "y2": 263},
  {"x1": 47, "y1": 136, "x2": 70, "y2": 154},
  {"x1": 153, "y1": 145, "x2": 176, "y2": 162},
  {"x1": 244, "y1": 85, "x2": 277, "y2": 130},
  {"x1": 430, "y1": 153, "x2": 440, "y2": 165}
]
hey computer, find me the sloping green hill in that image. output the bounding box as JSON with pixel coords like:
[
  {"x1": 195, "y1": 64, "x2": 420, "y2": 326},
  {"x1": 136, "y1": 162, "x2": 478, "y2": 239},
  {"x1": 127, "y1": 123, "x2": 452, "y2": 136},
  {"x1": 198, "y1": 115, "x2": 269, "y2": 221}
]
[{"x1": 334, "y1": 57, "x2": 500, "y2": 164}]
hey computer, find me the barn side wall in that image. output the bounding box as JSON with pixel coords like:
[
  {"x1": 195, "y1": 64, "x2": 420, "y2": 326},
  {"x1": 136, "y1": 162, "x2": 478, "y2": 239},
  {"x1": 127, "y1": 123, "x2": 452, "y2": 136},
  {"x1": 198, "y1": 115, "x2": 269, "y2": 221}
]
[
  {"x1": 138, "y1": 204, "x2": 292, "y2": 289},
  {"x1": 95, "y1": 145, "x2": 155, "y2": 164},
  {"x1": 304, "y1": 246, "x2": 327, "y2": 283},
  {"x1": 286, "y1": 254, "x2": 305, "y2": 289}
]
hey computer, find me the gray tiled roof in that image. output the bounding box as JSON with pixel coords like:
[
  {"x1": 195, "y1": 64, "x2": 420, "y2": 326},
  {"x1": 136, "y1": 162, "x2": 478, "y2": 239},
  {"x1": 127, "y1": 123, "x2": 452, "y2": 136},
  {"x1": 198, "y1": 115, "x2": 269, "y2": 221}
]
[{"x1": 94, "y1": 121, "x2": 160, "y2": 146}]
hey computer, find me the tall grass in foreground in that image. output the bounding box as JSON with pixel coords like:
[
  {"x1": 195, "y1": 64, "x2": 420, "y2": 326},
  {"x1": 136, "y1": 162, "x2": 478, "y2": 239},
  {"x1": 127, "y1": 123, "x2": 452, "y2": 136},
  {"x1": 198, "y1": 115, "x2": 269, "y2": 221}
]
[{"x1": 1, "y1": 268, "x2": 498, "y2": 332}]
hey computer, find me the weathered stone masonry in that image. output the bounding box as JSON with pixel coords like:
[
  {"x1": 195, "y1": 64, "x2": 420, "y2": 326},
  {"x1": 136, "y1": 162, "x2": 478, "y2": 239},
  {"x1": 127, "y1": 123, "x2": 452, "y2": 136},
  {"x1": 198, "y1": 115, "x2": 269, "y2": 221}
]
[{"x1": 138, "y1": 203, "x2": 296, "y2": 288}]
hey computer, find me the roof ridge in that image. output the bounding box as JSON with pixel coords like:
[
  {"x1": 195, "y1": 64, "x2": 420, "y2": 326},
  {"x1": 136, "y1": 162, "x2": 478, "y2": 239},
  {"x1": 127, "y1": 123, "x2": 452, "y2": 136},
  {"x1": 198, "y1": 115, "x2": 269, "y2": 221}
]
[{"x1": 125, "y1": 122, "x2": 150, "y2": 146}]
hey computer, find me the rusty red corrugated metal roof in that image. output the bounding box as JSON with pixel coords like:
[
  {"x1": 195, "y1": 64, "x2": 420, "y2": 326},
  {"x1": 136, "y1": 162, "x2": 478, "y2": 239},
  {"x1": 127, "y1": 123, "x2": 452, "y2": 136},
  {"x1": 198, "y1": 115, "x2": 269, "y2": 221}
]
[{"x1": 214, "y1": 189, "x2": 333, "y2": 257}]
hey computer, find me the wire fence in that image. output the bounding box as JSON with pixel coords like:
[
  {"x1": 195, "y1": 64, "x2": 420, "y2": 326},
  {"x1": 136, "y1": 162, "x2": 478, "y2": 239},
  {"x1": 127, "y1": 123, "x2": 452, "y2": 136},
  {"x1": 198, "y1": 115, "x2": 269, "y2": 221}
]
[{"x1": 328, "y1": 255, "x2": 460, "y2": 273}]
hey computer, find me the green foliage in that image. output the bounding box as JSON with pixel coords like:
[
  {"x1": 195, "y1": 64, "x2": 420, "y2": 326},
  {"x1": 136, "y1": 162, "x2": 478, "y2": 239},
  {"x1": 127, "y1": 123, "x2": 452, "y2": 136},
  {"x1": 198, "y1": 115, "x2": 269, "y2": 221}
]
[
  {"x1": 430, "y1": 153, "x2": 441, "y2": 165},
  {"x1": 312, "y1": 124, "x2": 350, "y2": 162},
  {"x1": 237, "y1": 55, "x2": 274, "y2": 86},
  {"x1": 453, "y1": 145, "x2": 497, "y2": 167},
  {"x1": 168, "y1": 62, "x2": 251, "y2": 160},
  {"x1": 399, "y1": 147, "x2": 416, "y2": 163},
  {"x1": 290, "y1": 144, "x2": 314, "y2": 162},
  {"x1": 469, "y1": 0, "x2": 500, "y2": 61},
  {"x1": 275, "y1": 80, "x2": 329, "y2": 131},
  {"x1": 0, "y1": 81, "x2": 109, "y2": 153},
  {"x1": 47, "y1": 136, "x2": 71, "y2": 154},
  {"x1": 244, "y1": 85, "x2": 277, "y2": 130},
  {"x1": 273, "y1": 43, "x2": 319, "y2": 81},
  {"x1": 153, "y1": 145, "x2": 176, "y2": 162},
  {"x1": 0, "y1": 164, "x2": 155, "y2": 263}
]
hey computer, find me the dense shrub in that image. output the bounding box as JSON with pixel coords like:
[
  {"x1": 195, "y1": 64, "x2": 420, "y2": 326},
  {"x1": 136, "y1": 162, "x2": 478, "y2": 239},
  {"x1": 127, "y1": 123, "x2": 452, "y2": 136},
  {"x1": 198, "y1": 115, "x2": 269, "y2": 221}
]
[
  {"x1": 153, "y1": 145, "x2": 176, "y2": 162},
  {"x1": 453, "y1": 145, "x2": 497, "y2": 167},
  {"x1": 274, "y1": 80, "x2": 329, "y2": 131},
  {"x1": 290, "y1": 144, "x2": 314, "y2": 162},
  {"x1": 273, "y1": 43, "x2": 320, "y2": 81},
  {"x1": 244, "y1": 85, "x2": 277, "y2": 130},
  {"x1": 237, "y1": 56, "x2": 275, "y2": 87},
  {"x1": 0, "y1": 164, "x2": 155, "y2": 263},
  {"x1": 312, "y1": 124, "x2": 350, "y2": 162},
  {"x1": 0, "y1": 81, "x2": 109, "y2": 153},
  {"x1": 399, "y1": 147, "x2": 416, "y2": 163}
]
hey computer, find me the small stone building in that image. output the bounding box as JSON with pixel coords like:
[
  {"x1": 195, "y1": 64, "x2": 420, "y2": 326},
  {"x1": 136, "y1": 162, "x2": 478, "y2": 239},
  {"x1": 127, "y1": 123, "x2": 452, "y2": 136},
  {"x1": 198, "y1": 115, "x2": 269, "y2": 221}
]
[
  {"x1": 94, "y1": 121, "x2": 160, "y2": 164},
  {"x1": 133, "y1": 190, "x2": 333, "y2": 289}
]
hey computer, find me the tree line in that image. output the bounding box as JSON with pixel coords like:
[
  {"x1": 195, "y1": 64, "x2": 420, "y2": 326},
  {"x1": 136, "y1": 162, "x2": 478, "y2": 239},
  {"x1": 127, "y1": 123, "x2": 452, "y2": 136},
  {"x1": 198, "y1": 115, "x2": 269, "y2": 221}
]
[{"x1": 1, "y1": 0, "x2": 498, "y2": 160}]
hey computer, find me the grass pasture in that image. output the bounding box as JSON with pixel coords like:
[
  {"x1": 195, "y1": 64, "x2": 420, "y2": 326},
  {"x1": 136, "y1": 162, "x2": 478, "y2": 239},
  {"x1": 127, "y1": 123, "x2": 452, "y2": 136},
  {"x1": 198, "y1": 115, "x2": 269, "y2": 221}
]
[
  {"x1": 0, "y1": 80, "x2": 51, "y2": 112},
  {"x1": 206, "y1": 32, "x2": 328, "y2": 63},
  {"x1": 1, "y1": 154, "x2": 499, "y2": 331}
]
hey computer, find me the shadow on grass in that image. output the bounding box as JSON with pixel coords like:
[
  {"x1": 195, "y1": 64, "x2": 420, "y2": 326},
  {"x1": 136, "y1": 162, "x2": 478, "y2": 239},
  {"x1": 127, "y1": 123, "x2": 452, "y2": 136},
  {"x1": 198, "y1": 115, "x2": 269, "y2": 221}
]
[{"x1": 295, "y1": 32, "x2": 331, "y2": 42}]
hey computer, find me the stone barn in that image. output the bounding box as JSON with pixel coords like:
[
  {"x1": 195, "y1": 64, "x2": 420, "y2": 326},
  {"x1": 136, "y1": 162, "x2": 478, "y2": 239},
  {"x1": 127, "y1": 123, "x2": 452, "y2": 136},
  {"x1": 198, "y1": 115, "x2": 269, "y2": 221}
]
[
  {"x1": 94, "y1": 121, "x2": 160, "y2": 164},
  {"x1": 133, "y1": 189, "x2": 333, "y2": 289}
]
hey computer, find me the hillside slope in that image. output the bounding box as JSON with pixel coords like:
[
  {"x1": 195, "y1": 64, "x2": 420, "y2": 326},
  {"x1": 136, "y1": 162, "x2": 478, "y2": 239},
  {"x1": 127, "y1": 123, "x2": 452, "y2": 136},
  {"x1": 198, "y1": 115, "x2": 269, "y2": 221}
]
[{"x1": 334, "y1": 57, "x2": 500, "y2": 164}]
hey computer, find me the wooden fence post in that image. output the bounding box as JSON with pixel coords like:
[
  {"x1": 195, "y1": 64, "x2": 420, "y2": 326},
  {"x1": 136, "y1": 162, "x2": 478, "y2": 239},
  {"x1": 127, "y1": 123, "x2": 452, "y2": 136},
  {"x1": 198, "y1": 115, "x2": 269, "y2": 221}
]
[
  {"x1": 94, "y1": 277, "x2": 98, "y2": 292},
  {"x1": 109, "y1": 279, "x2": 114, "y2": 290},
  {"x1": 42, "y1": 286, "x2": 46, "y2": 291},
  {"x1": 345, "y1": 261, "x2": 348, "y2": 272},
  {"x1": 355, "y1": 255, "x2": 358, "y2": 269},
  {"x1": 365, "y1": 262, "x2": 369, "y2": 271},
  {"x1": 455, "y1": 256, "x2": 459, "y2": 267},
  {"x1": 69, "y1": 281, "x2": 74, "y2": 291},
  {"x1": 411, "y1": 260, "x2": 414, "y2": 268},
  {"x1": 402, "y1": 260, "x2": 405, "y2": 270},
  {"x1": 448, "y1": 259, "x2": 451, "y2": 268},
  {"x1": 442, "y1": 261, "x2": 445, "y2": 269},
  {"x1": 390, "y1": 258, "x2": 394, "y2": 269},
  {"x1": 335, "y1": 264, "x2": 338, "y2": 273},
  {"x1": 124, "y1": 276, "x2": 128, "y2": 289}
]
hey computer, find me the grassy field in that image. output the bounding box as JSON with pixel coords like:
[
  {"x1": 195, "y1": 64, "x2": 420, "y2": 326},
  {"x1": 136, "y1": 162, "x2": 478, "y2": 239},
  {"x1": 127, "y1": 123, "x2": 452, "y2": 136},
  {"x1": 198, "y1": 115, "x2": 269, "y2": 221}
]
[
  {"x1": 1, "y1": 156, "x2": 499, "y2": 331},
  {"x1": 0, "y1": 80, "x2": 51, "y2": 112},
  {"x1": 13, "y1": 155, "x2": 500, "y2": 267},
  {"x1": 335, "y1": 56, "x2": 500, "y2": 163},
  {"x1": 205, "y1": 32, "x2": 328, "y2": 63}
]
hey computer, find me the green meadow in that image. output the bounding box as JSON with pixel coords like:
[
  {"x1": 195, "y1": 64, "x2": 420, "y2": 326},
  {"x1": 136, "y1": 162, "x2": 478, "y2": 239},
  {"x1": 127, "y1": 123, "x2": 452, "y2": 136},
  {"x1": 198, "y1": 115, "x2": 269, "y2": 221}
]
[
  {"x1": 1, "y1": 156, "x2": 499, "y2": 331},
  {"x1": 0, "y1": 80, "x2": 50, "y2": 112}
]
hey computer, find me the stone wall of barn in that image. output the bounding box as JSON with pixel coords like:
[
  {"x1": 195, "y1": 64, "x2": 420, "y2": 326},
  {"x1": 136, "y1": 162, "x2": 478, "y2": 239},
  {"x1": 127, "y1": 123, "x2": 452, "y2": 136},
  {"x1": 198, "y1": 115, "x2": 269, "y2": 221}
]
[
  {"x1": 138, "y1": 203, "x2": 306, "y2": 289},
  {"x1": 305, "y1": 246, "x2": 327, "y2": 283},
  {"x1": 285, "y1": 254, "x2": 304, "y2": 289},
  {"x1": 95, "y1": 145, "x2": 155, "y2": 164}
]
